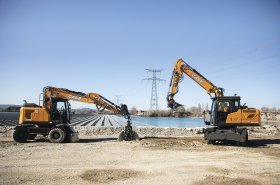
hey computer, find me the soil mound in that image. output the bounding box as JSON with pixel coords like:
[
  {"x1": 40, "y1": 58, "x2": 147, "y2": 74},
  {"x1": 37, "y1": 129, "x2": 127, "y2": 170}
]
[{"x1": 80, "y1": 169, "x2": 141, "y2": 183}]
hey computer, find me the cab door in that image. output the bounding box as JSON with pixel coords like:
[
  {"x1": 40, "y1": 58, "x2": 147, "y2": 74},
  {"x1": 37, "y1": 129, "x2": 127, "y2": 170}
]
[
  {"x1": 216, "y1": 100, "x2": 231, "y2": 124},
  {"x1": 56, "y1": 101, "x2": 68, "y2": 124},
  {"x1": 226, "y1": 100, "x2": 242, "y2": 124}
]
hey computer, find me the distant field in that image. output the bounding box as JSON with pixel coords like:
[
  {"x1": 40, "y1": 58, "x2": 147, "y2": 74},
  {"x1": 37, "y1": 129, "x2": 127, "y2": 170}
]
[
  {"x1": 0, "y1": 112, "x2": 205, "y2": 127},
  {"x1": 69, "y1": 114, "x2": 130, "y2": 126},
  {"x1": 0, "y1": 112, "x2": 19, "y2": 126}
]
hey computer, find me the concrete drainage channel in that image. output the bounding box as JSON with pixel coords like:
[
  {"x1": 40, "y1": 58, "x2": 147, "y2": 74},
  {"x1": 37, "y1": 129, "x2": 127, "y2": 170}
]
[{"x1": 0, "y1": 125, "x2": 204, "y2": 138}]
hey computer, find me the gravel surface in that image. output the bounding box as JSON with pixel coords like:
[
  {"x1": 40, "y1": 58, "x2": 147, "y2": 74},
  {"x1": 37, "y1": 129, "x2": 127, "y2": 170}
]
[
  {"x1": 0, "y1": 135, "x2": 279, "y2": 185},
  {"x1": 0, "y1": 123, "x2": 279, "y2": 185}
]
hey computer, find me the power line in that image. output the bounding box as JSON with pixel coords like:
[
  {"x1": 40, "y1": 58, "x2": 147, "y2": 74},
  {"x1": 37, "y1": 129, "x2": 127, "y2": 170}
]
[
  {"x1": 210, "y1": 54, "x2": 280, "y2": 79},
  {"x1": 143, "y1": 69, "x2": 165, "y2": 110},
  {"x1": 114, "y1": 95, "x2": 122, "y2": 106}
]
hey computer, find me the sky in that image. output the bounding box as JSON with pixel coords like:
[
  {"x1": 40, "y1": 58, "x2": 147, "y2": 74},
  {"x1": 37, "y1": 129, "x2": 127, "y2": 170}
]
[{"x1": 0, "y1": 0, "x2": 280, "y2": 110}]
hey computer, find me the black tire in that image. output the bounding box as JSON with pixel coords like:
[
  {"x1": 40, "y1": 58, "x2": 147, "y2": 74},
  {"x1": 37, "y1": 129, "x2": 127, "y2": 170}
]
[
  {"x1": 63, "y1": 128, "x2": 71, "y2": 143},
  {"x1": 207, "y1": 140, "x2": 214, "y2": 145},
  {"x1": 48, "y1": 128, "x2": 66, "y2": 143},
  {"x1": 237, "y1": 129, "x2": 248, "y2": 147},
  {"x1": 236, "y1": 141, "x2": 242, "y2": 146},
  {"x1": 28, "y1": 134, "x2": 37, "y2": 140},
  {"x1": 241, "y1": 142, "x2": 247, "y2": 147},
  {"x1": 13, "y1": 126, "x2": 28, "y2": 143},
  {"x1": 241, "y1": 133, "x2": 248, "y2": 147}
]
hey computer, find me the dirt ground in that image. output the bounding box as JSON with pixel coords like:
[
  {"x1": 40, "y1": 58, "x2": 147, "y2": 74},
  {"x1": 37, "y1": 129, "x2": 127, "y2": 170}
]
[{"x1": 0, "y1": 135, "x2": 279, "y2": 185}]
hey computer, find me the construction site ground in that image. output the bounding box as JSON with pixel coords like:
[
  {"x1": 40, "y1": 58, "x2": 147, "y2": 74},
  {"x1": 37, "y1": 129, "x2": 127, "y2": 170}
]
[{"x1": 0, "y1": 128, "x2": 279, "y2": 185}]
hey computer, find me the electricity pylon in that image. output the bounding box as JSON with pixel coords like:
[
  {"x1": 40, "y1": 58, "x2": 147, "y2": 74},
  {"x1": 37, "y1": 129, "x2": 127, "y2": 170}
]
[{"x1": 143, "y1": 69, "x2": 165, "y2": 110}]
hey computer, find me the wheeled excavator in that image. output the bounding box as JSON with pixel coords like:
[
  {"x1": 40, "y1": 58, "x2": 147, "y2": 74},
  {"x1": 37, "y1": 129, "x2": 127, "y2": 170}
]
[
  {"x1": 13, "y1": 86, "x2": 138, "y2": 143},
  {"x1": 167, "y1": 58, "x2": 261, "y2": 146}
]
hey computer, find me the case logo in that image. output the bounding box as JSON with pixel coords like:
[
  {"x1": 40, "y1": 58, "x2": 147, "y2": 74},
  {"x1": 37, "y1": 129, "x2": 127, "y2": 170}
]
[
  {"x1": 68, "y1": 95, "x2": 81, "y2": 101},
  {"x1": 192, "y1": 74, "x2": 203, "y2": 84}
]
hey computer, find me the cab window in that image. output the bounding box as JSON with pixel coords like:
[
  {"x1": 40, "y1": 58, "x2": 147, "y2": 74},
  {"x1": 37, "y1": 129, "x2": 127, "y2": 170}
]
[{"x1": 233, "y1": 100, "x2": 240, "y2": 112}]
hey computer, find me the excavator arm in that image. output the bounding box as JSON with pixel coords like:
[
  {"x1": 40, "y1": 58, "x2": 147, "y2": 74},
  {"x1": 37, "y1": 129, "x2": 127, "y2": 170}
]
[
  {"x1": 43, "y1": 86, "x2": 130, "y2": 118},
  {"x1": 167, "y1": 58, "x2": 224, "y2": 109}
]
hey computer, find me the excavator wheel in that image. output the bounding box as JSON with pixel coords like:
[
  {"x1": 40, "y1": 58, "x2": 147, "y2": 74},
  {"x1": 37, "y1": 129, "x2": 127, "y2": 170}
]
[
  {"x1": 63, "y1": 128, "x2": 71, "y2": 143},
  {"x1": 48, "y1": 127, "x2": 66, "y2": 143},
  {"x1": 237, "y1": 131, "x2": 248, "y2": 147},
  {"x1": 242, "y1": 133, "x2": 248, "y2": 147},
  {"x1": 207, "y1": 140, "x2": 214, "y2": 145},
  {"x1": 13, "y1": 126, "x2": 29, "y2": 143},
  {"x1": 28, "y1": 134, "x2": 37, "y2": 140}
]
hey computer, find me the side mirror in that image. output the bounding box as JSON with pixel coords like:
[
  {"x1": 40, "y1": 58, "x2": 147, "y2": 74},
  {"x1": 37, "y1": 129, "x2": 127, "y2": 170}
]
[{"x1": 241, "y1": 103, "x2": 248, "y2": 109}]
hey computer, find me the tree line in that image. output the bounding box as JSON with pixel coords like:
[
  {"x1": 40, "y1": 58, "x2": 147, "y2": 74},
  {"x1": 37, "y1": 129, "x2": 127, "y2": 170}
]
[{"x1": 130, "y1": 103, "x2": 210, "y2": 118}]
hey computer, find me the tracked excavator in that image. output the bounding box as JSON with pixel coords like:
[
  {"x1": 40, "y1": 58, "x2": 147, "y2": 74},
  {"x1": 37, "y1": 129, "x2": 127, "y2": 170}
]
[
  {"x1": 167, "y1": 58, "x2": 261, "y2": 146},
  {"x1": 13, "y1": 86, "x2": 138, "y2": 143}
]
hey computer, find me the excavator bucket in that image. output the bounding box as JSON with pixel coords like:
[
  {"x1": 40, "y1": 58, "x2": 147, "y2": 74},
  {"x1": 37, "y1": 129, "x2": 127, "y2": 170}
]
[
  {"x1": 118, "y1": 122, "x2": 140, "y2": 141},
  {"x1": 118, "y1": 130, "x2": 140, "y2": 141},
  {"x1": 167, "y1": 99, "x2": 183, "y2": 110}
]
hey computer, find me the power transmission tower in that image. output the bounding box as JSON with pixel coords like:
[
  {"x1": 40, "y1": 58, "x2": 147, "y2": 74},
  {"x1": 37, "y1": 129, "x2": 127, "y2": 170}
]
[
  {"x1": 114, "y1": 95, "x2": 122, "y2": 106},
  {"x1": 143, "y1": 69, "x2": 165, "y2": 110}
]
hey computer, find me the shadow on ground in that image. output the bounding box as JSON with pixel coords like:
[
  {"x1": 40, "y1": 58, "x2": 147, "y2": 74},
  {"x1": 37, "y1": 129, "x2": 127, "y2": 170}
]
[
  {"x1": 31, "y1": 137, "x2": 118, "y2": 143},
  {"x1": 247, "y1": 139, "x2": 280, "y2": 147},
  {"x1": 78, "y1": 138, "x2": 117, "y2": 143}
]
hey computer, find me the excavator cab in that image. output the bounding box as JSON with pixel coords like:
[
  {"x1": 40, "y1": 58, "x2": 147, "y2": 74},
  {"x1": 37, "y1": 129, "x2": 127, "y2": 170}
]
[
  {"x1": 50, "y1": 98, "x2": 71, "y2": 125},
  {"x1": 209, "y1": 96, "x2": 241, "y2": 126}
]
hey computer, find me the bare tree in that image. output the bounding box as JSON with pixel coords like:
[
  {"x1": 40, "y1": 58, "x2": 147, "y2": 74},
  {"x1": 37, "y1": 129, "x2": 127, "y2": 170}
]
[
  {"x1": 261, "y1": 107, "x2": 269, "y2": 112},
  {"x1": 190, "y1": 106, "x2": 199, "y2": 115},
  {"x1": 205, "y1": 103, "x2": 209, "y2": 112},
  {"x1": 198, "y1": 103, "x2": 202, "y2": 113},
  {"x1": 130, "y1": 106, "x2": 138, "y2": 115},
  {"x1": 176, "y1": 106, "x2": 185, "y2": 113}
]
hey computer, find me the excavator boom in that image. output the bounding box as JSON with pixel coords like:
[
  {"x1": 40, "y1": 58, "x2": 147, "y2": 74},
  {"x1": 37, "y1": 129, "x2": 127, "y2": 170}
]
[
  {"x1": 43, "y1": 86, "x2": 128, "y2": 117},
  {"x1": 167, "y1": 58, "x2": 223, "y2": 109}
]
